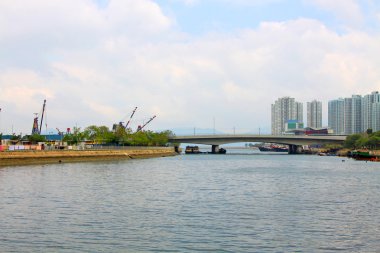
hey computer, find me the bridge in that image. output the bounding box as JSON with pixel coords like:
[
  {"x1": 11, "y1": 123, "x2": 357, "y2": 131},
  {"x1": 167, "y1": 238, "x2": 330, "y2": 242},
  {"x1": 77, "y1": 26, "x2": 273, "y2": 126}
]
[{"x1": 168, "y1": 134, "x2": 347, "y2": 154}]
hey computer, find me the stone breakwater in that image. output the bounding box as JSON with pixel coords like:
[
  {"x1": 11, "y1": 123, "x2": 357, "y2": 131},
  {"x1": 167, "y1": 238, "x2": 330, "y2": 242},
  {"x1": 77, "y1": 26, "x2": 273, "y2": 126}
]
[{"x1": 0, "y1": 148, "x2": 177, "y2": 167}]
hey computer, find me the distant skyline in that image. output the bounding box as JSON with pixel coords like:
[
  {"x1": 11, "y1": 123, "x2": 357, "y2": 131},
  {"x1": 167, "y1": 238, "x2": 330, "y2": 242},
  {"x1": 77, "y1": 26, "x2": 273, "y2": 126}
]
[{"x1": 1, "y1": 0, "x2": 380, "y2": 135}]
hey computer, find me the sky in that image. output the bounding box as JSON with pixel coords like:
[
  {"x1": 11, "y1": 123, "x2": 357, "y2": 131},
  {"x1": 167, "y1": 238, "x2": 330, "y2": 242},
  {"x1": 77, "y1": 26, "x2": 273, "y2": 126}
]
[{"x1": 1, "y1": 0, "x2": 380, "y2": 135}]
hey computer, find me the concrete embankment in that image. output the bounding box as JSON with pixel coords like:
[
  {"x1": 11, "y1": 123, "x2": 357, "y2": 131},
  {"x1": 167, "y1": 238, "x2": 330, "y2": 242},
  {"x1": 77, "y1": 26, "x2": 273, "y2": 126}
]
[{"x1": 0, "y1": 147, "x2": 177, "y2": 167}]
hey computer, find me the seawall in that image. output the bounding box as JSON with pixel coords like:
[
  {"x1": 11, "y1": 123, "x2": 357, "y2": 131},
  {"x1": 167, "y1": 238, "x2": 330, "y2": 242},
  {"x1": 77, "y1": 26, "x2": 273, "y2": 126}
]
[{"x1": 0, "y1": 147, "x2": 177, "y2": 167}]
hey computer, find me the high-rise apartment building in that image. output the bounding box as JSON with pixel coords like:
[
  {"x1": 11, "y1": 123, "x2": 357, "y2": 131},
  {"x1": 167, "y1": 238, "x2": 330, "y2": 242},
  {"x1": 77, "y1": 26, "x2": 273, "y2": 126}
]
[
  {"x1": 343, "y1": 95, "x2": 362, "y2": 135},
  {"x1": 362, "y1": 91, "x2": 380, "y2": 132},
  {"x1": 271, "y1": 97, "x2": 303, "y2": 135},
  {"x1": 307, "y1": 100, "x2": 322, "y2": 128},
  {"x1": 328, "y1": 99, "x2": 344, "y2": 135},
  {"x1": 328, "y1": 91, "x2": 380, "y2": 134},
  {"x1": 373, "y1": 102, "x2": 380, "y2": 132}
]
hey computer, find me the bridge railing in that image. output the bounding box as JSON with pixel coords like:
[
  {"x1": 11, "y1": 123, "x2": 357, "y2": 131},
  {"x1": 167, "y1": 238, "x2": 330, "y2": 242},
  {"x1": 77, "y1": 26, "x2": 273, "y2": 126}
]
[{"x1": 169, "y1": 128, "x2": 271, "y2": 136}]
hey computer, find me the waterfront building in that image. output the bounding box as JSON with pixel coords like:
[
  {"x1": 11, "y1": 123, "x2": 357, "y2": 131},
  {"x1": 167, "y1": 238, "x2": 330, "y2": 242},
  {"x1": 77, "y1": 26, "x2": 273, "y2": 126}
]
[
  {"x1": 328, "y1": 99, "x2": 344, "y2": 135},
  {"x1": 307, "y1": 100, "x2": 322, "y2": 128},
  {"x1": 271, "y1": 97, "x2": 303, "y2": 135}
]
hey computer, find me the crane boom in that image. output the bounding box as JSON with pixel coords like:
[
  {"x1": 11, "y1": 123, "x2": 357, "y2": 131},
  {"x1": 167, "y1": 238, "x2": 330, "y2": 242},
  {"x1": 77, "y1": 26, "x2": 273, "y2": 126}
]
[
  {"x1": 136, "y1": 115, "x2": 156, "y2": 132},
  {"x1": 39, "y1": 99, "x2": 46, "y2": 134},
  {"x1": 125, "y1": 106, "x2": 138, "y2": 128}
]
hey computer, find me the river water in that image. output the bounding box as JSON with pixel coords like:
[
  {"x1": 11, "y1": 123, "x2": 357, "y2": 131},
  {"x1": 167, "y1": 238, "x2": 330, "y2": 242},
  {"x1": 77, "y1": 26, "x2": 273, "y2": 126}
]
[{"x1": 1, "y1": 152, "x2": 380, "y2": 252}]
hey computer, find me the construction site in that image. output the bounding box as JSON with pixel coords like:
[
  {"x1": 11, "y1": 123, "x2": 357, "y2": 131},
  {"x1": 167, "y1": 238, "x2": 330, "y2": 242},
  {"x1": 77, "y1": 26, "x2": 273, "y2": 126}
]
[{"x1": 0, "y1": 100, "x2": 172, "y2": 152}]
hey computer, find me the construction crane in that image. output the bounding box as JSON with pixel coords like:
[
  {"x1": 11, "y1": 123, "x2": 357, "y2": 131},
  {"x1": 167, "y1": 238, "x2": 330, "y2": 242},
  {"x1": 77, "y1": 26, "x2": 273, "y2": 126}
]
[
  {"x1": 113, "y1": 106, "x2": 138, "y2": 131},
  {"x1": 39, "y1": 99, "x2": 46, "y2": 134},
  {"x1": 31, "y1": 113, "x2": 39, "y2": 135},
  {"x1": 56, "y1": 128, "x2": 62, "y2": 135},
  {"x1": 136, "y1": 115, "x2": 156, "y2": 132},
  {"x1": 125, "y1": 106, "x2": 138, "y2": 129},
  {"x1": 31, "y1": 99, "x2": 47, "y2": 135},
  {"x1": 56, "y1": 128, "x2": 64, "y2": 148}
]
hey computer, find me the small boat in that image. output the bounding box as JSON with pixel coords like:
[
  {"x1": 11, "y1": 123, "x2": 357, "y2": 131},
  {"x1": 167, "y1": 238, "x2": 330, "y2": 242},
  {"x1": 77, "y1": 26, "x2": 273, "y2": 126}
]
[
  {"x1": 185, "y1": 146, "x2": 201, "y2": 154},
  {"x1": 218, "y1": 148, "x2": 227, "y2": 154}
]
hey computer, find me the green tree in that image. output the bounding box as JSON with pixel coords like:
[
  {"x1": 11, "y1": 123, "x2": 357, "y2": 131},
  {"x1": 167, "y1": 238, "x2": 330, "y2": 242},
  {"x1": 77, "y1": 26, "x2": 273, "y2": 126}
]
[
  {"x1": 63, "y1": 127, "x2": 87, "y2": 145},
  {"x1": 150, "y1": 130, "x2": 173, "y2": 146},
  {"x1": 344, "y1": 134, "x2": 363, "y2": 149},
  {"x1": 83, "y1": 125, "x2": 100, "y2": 140},
  {"x1": 355, "y1": 136, "x2": 368, "y2": 149},
  {"x1": 61, "y1": 124, "x2": 174, "y2": 147},
  {"x1": 367, "y1": 136, "x2": 380, "y2": 149},
  {"x1": 130, "y1": 131, "x2": 149, "y2": 146},
  {"x1": 114, "y1": 126, "x2": 133, "y2": 145},
  {"x1": 27, "y1": 134, "x2": 46, "y2": 144},
  {"x1": 344, "y1": 131, "x2": 380, "y2": 150},
  {"x1": 83, "y1": 125, "x2": 115, "y2": 144}
]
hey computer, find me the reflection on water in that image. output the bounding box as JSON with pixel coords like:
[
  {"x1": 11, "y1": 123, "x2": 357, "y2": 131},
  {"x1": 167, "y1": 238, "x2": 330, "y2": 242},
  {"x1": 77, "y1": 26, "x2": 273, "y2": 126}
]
[{"x1": 0, "y1": 153, "x2": 379, "y2": 252}]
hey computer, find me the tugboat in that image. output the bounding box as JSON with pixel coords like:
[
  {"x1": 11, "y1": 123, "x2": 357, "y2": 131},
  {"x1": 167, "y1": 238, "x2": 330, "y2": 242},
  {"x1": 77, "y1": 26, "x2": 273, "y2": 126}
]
[{"x1": 185, "y1": 146, "x2": 201, "y2": 154}]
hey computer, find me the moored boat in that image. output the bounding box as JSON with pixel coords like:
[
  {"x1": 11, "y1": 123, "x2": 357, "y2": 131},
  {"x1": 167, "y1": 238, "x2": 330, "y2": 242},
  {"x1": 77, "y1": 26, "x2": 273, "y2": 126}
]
[
  {"x1": 258, "y1": 144, "x2": 288, "y2": 152},
  {"x1": 349, "y1": 150, "x2": 380, "y2": 162},
  {"x1": 185, "y1": 146, "x2": 201, "y2": 154}
]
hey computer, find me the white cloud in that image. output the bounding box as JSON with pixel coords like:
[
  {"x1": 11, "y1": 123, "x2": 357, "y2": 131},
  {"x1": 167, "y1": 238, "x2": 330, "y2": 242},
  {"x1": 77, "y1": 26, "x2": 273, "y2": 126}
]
[
  {"x1": 306, "y1": 0, "x2": 364, "y2": 26},
  {"x1": 173, "y1": 0, "x2": 282, "y2": 7},
  {"x1": 173, "y1": 0, "x2": 200, "y2": 6}
]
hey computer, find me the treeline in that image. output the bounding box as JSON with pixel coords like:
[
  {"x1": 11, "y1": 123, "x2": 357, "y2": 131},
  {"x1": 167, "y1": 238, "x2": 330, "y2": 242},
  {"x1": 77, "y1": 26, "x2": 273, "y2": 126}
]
[
  {"x1": 63, "y1": 125, "x2": 174, "y2": 146},
  {"x1": 344, "y1": 130, "x2": 380, "y2": 149},
  {"x1": 5, "y1": 126, "x2": 175, "y2": 147}
]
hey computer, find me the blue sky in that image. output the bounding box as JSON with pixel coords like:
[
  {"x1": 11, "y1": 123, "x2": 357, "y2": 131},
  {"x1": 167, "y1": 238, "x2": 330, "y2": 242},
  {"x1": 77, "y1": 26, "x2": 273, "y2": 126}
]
[
  {"x1": 155, "y1": 0, "x2": 380, "y2": 35},
  {"x1": 157, "y1": 0, "x2": 329, "y2": 33},
  {"x1": 1, "y1": 0, "x2": 380, "y2": 135}
]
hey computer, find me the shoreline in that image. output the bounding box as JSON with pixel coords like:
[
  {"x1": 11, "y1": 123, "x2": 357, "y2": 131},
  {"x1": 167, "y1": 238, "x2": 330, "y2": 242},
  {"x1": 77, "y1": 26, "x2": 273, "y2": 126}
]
[{"x1": 0, "y1": 147, "x2": 178, "y2": 167}]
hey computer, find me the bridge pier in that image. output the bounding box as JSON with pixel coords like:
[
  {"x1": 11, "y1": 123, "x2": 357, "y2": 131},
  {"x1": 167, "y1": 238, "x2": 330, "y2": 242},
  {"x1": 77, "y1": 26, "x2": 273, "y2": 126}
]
[
  {"x1": 211, "y1": 145, "x2": 219, "y2": 154},
  {"x1": 288, "y1": 144, "x2": 303, "y2": 154}
]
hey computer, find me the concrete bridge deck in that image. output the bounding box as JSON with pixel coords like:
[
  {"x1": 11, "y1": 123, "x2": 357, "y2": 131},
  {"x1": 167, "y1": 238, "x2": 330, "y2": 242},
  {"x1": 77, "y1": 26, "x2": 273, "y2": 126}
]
[
  {"x1": 169, "y1": 134, "x2": 346, "y2": 154},
  {"x1": 169, "y1": 134, "x2": 346, "y2": 146}
]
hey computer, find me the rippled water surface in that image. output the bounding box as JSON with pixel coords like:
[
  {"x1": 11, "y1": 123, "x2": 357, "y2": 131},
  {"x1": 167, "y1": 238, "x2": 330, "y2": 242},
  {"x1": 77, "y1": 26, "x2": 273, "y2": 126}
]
[{"x1": 1, "y1": 153, "x2": 380, "y2": 252}]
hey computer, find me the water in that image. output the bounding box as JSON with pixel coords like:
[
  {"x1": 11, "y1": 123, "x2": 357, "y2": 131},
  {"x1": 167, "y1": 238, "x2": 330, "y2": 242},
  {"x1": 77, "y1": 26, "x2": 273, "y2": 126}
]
[{"x1": 1, "y1": 153, "x2": 380, "y2": 252}]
